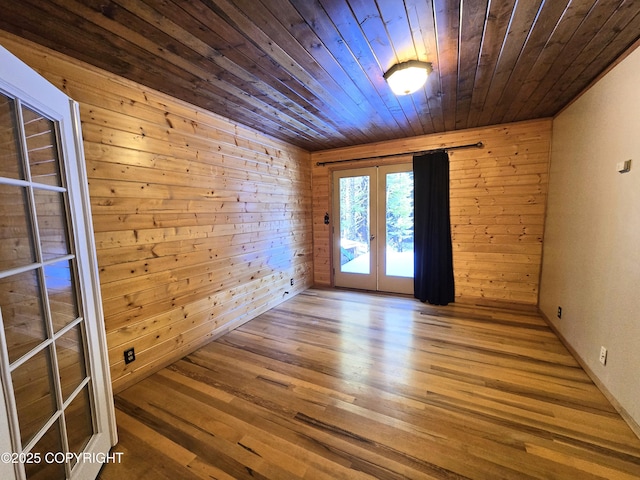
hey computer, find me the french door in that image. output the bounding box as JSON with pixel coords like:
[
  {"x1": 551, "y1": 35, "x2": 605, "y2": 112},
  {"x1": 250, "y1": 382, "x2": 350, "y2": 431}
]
[
  {"x1": 333, "y1": 164, "x2": 414, "y2": 294},
  {"x1": 0, "y1": 46, "x2": 115, "y2": 480}
]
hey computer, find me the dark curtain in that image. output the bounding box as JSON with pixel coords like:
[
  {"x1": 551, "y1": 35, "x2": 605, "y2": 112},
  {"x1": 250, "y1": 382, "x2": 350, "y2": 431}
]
[{"x1": 413, "y1": 151, "x2": 455, "y2": 305}]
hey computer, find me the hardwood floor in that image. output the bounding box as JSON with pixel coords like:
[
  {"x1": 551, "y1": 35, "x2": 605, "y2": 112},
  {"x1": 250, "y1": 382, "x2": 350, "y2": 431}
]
[{"x1": 98, "y1": 288, "x2": 640, "y2": 479}]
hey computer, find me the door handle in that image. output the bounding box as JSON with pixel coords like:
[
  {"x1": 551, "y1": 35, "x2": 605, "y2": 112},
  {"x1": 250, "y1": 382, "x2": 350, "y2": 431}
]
[{"x1": 370, "y1": 235, "x2": 376, "y2": 241}]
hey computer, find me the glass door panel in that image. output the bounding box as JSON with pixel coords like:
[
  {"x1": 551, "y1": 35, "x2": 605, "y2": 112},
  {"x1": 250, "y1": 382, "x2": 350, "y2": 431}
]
[
  {"x1": 34, "y1": 189, "x2": 70, "y2": 260},
  {"x1": 44, "y1": 260, "x2": 78, "y2": 333},
  {"x1": 22, "y1": 105, "x2": 62, "y2": 187},
  {"x1": 56, "y1": 324, "x2": 86, "y2": 401},
  {"x1": 333, "y1": 168, "x2": 376, "y2": 290},
  {"x1": 378, "y1": 165, "x2": 414, "y2": 294},
  {"x1": 338, "y1": 175, "x2": 371, "y2": 274},
  {"x1": 0, "y1": 184, "x2": 35, "y2": 270},
  {"x1": 385, "y1": 170, "x2": 414, "y2": 277},
  {"x1": 24, "y1": 420, "x2": 66, "y2": 480},
  {"x1": 0, "y1": 96, "x2": 23, "y2": 180},
  {"x1": 65, "y1": 386, "x2": 94, "y2": 459},
  {"x1": 12, "y1": 345, "x2": 57, "y2": 447},
  {"x1": 0, "y1": 270, "x2": 47, "y2": 363}
]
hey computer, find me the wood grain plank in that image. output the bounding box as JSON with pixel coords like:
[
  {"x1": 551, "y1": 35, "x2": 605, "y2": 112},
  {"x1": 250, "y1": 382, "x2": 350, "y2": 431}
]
[
  {"x1": 465, "y1": 0, "x2": 517, "y2": 127},
  {"x1": 475, "y1": 0, "x2": 545, "y2": 126},
  {"x1": 453, "y1": 0, "x2": 487, "y2": 130},
  {"x1": 432, "y1": 0, "x2": 461, "y2": 131}
]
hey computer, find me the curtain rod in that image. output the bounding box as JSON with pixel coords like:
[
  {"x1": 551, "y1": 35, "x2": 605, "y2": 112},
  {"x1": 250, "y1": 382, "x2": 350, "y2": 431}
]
[{"x1": 315, "y1": 141, "x2": 483, "y2": 167}]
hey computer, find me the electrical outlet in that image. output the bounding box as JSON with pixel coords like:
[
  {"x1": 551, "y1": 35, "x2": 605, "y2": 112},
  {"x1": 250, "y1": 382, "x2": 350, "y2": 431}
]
[
  {"x1": 290, "y1": 278, "x2": 294, "y2": 286},
  {"x1": 557, "y1": 306, "x2": 562, "y2": 319},
  {"x1": 124, "y1": 347, "x2": 136, "y2": 365},
  {"x1": 599, "y1": 346, "x2": 607, "y2": 366}
]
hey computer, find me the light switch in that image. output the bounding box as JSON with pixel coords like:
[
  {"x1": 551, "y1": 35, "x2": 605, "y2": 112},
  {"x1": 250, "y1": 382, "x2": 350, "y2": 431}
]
[{"x1": 616, "y1": 159, "x2": 631, "y2": 173}]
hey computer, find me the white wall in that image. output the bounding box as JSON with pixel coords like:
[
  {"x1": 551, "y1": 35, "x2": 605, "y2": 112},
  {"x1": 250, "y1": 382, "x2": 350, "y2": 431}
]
[{"x1": 539, "y1": 45, "x2": 640, "y2": 429}]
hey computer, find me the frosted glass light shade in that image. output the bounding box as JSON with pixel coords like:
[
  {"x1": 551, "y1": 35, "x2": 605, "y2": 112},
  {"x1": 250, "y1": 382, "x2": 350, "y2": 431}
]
[{"x1": 384, "y1": 61, "x2": 432, "y2": 95}]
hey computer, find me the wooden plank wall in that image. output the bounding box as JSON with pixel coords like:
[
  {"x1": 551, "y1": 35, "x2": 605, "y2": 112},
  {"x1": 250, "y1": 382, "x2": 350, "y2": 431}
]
[
  {"x1": 1, "y1": 31, "x2": 313, "y2": 393},
  {"x1": 311, "y1": 119, "x2": 552, "y2": 306}
]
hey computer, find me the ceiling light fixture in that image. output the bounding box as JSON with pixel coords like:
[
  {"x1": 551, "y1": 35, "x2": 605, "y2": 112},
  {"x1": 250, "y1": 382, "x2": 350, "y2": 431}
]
[{"x1": 383, "y1": 60, "x2": 433, "y2": 95}]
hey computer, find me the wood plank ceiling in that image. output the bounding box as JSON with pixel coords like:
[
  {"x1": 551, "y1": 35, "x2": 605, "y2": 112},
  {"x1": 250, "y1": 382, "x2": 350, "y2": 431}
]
[{"x1": 1, "y1": 0, "x2": 639, "y2": 151}]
